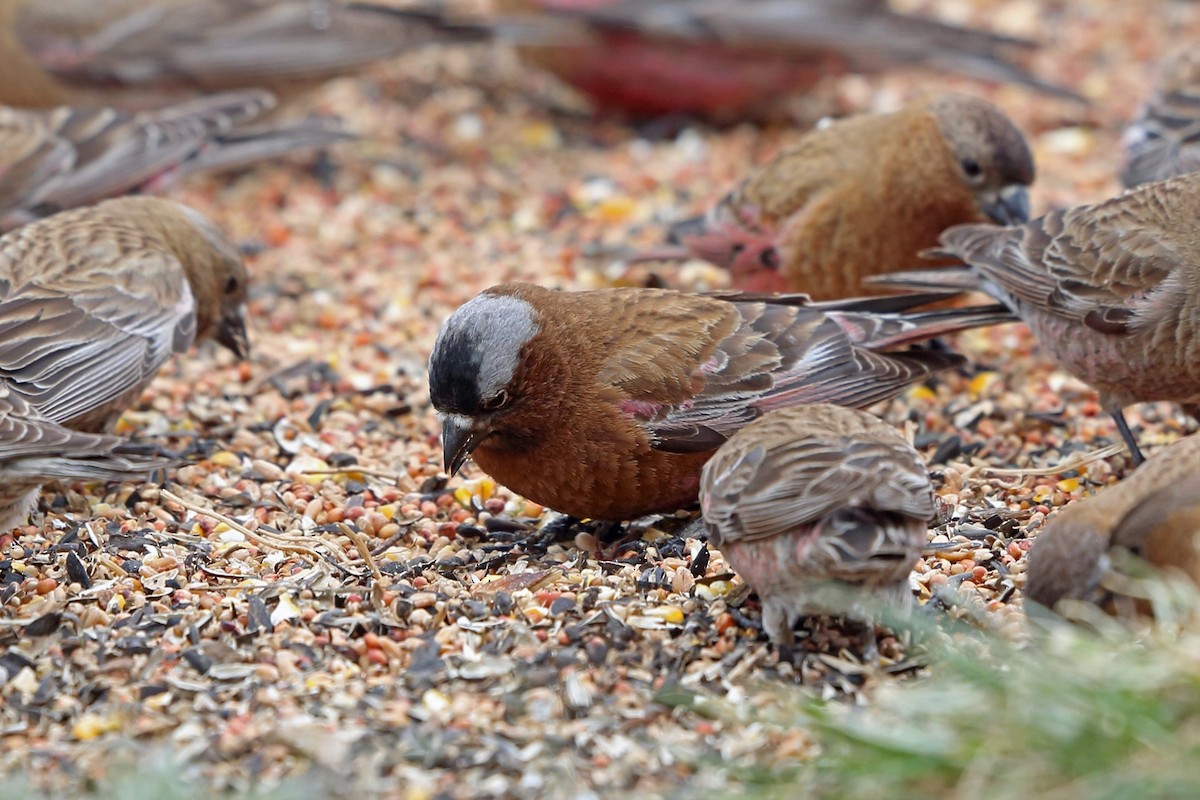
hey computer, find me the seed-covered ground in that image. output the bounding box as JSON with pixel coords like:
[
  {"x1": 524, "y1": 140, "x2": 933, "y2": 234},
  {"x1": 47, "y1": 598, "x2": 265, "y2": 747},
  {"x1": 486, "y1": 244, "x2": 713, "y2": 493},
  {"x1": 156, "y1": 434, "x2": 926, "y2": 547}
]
[{"x1": 1, "y1": 1, "x2": 1196, "y2": 797}]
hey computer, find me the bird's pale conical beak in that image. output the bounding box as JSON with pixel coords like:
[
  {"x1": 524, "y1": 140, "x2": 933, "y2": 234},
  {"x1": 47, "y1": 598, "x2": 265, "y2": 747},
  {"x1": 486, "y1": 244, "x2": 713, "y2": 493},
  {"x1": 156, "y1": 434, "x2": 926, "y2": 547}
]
[
  {"x1": 981, "y1": 184, "x2": 1030, "y2": 226},
  {"x1": 216, "y1": 306, "x2": 250, "y2": 360},
  {"x1": 440, "y1": 413, "x2": 483, "y2": 476}
]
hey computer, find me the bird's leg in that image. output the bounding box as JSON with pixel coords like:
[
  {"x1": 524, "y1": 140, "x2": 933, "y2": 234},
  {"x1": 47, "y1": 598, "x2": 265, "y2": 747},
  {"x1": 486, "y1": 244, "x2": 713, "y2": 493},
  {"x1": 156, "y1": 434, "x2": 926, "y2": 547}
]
[
  {"x1": 775, "y1": 628, "x2": 807, "y2": 672},
  {"x1": 530, "y1": 515, "x2": 584, "y2": 547},
  {"x1": 309, "y1": 150, "x2": 340, "y2": 189},
  {"x1": 1111, "y1": 410, "x2": 1146, "y2": 465},
  {"x1": 859, "y1": 623, "x2": 881, "y2": 670},
  {"x1": 595, "y1": 520, "x2": 627, "y2": 543},
  {"x1": 727, "y1": 604, "x2": 764, "y2": 634},
  {"x1": 598, "y1": 522, "x2": 649, "y2": 560}
]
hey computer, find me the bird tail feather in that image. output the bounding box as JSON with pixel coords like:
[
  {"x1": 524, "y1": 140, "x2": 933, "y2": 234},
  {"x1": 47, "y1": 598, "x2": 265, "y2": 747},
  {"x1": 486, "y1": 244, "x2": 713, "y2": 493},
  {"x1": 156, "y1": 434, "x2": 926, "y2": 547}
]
[
  {"x1": 180, "y1": 115, "x2": 356, "y2": 176},
  {"x1": 865, "y1": 267, "x2": 985, "y2": 295}
]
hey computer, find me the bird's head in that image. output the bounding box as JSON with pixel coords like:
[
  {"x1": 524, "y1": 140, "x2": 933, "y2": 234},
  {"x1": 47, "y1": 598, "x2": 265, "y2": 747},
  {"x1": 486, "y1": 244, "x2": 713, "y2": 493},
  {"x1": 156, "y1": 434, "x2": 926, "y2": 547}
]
[
  {"x1": 428, "y1": 290, "x2": 542, "y2": 476},
  {"x1": 170, "y1": 201, "x2": 250, "y2": 360},
  {"x1": 90, "y1": 197, "x2": 250, "y2": 360},
  {"x1": 927, "y1": 93, "x2": 1035, "y2": 227}
]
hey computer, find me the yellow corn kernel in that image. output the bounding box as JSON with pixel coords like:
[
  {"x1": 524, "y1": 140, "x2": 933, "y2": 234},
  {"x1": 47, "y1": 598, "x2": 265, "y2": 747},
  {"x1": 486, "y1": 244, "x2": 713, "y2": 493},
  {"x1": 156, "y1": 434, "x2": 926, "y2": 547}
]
[
  {"x1": 73, "y1": 713, "x2": 120, "y2": 740},
  {"x1": 969, "y1": 371, "x2": 998, "y2": 398},
  {"x1": 646, "y1": 605, "x2": 685, "y2": 625},
  {"x1": 210, "y1": 451, "x2": 241, "y2": 468},
  {"x1": 1057, "y1": 478, "x2": 1081, "y2": 493},
  {"x1": 598, "y1": 196, "x2": 636, "y2": 222},
  {"x1": 907, "y1": 385, "x2": 937, "y2": 402}
]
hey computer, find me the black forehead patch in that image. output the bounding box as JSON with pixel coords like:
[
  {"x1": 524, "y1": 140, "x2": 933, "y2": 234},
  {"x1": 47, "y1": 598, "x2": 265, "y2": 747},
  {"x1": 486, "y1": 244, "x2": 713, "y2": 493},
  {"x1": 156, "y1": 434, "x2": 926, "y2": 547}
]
[
  {"x1": 427, "y1": 292, "x2": 540, "y2": 415},
  {"x1": 428, "y1": 327, "x2": 484, "y2": 414}
]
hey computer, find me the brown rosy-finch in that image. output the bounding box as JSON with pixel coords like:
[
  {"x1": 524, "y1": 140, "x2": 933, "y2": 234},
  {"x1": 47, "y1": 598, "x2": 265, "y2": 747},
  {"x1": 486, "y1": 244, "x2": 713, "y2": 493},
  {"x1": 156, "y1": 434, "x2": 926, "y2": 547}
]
[
  {"x1": 0, "y1": 90, "x2": 351, "y2": 230},
  {"x1": 428, "y1": 281, "x2": 1011, "y2": 521},
  {"x1": 699, "y1": 404, "x2": 933, "y2": 644},
  {"x1": 662, "y1": 93, "x2": 1034, "y2": 298},
  {"x1": 499, "y1": 0, "x2": 1079, "y2": 121},
  {"x1": 1024, "y1": 433, "x2": 1200, "y2": 614},
  {"x1": 872, "y1": 171, "x2": 1200, "y2": 464}
]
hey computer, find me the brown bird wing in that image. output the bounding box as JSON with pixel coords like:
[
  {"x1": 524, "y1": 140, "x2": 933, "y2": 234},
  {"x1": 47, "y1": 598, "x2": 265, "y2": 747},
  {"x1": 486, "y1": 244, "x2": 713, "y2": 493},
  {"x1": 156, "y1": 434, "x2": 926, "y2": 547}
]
[
  {"x1": 0, "y1": 107, "x2": 76, "y2": 214},
  {"x1": 935, "y1": 191, "x2": 1185, "y2": 329},
  {"x1": 0, "y1": 387, "x2": 125, "y2": 461},
  {"x1": 19, "y1": 92, "x2": 272, "y2": 216},
  {"x1": 516, "y1": 0, "x2": 1079, "y2": 100},
  {"x1": 737, "y1": 297, "x2": 1011, "y2": 411},
  {"x1": 1122, "y1": 49, "x2": 1200, "y2": 188},
  {"x1": 591, "y1": 293, "x2": 736, "y2": 400},
  {"x1": 703, "y1": 421, "x2": 933, "y2": 546},
  {"x1": 591, "y1": 292, "x2": 978, "y2": 452},
  {"x1": 15, "y1": 0, "x2": 486, "y2": 94},
  {"x1": 0, "y1": 236, "x2": 196, "y2": 426},
  {"x1": 0, "y1": 387, "x2": 173, "y2": 478}
]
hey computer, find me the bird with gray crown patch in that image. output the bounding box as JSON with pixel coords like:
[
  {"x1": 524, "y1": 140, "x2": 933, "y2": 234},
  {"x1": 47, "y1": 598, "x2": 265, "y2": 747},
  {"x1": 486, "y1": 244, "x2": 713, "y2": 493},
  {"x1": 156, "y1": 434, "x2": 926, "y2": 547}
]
[{"x1": 426, "y1": 281, "x2": 1013, "y2": 522}]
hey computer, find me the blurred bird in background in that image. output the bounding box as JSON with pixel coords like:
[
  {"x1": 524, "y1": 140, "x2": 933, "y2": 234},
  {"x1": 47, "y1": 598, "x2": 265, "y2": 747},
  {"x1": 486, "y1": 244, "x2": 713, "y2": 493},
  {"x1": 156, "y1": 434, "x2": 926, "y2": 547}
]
[
  {"x1": 1024, "y1": 433, "x2": 1200, "y2": 616},
  {"x1": 641, "y1": 93, "x2": 1034, "y2": 297},
  {"x1": 0, "y1": 90, "x2": 352, "y2": 230},
  {"x1": 1121, "y1": 47, "x2": 1200, "y2": 188},
  {"x1": 0, "y1": 1, "x2": 1081, "y2": 127},
  {"x1": 872, "y1": 171, "x2": 1200, "y2": 465},
  {"x1": 494, "y1": 0, "x2": 1082, "y2": 121},
  {"x1": 0, "y1": 0, "x2": 489, "y2": 110}
]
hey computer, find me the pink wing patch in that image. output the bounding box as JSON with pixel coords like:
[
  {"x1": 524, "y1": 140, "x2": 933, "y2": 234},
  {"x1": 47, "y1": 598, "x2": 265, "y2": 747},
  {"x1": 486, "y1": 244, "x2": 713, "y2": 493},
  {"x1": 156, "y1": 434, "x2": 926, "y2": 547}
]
[
  {"x1": 620, "y1": 399, "x2": 666, "y2": 420},
  {"x1": 620, "y1": 397, "x2": 697, "y2": 421}
]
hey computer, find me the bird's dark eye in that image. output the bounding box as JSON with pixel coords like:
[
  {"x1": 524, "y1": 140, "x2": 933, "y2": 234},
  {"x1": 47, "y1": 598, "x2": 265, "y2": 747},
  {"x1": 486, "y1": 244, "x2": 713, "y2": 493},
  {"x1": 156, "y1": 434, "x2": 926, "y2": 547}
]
[
  {"x1": 961, "y1": 158, "x2": 983, "y2": 179},
  {"x1": 225, "y1": 276, "x2": 240, "y2": 294},
  {"x1": 480, "y1": 389, "x2": 511, "y2": 411}
]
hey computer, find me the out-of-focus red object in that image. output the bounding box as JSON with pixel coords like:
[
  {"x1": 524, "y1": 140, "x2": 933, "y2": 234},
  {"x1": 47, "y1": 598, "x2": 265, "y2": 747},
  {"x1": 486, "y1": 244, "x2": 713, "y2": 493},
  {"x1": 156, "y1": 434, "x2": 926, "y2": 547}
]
[{"x1": 499, "y1": 0, "x2": 1081, "y2": 121}]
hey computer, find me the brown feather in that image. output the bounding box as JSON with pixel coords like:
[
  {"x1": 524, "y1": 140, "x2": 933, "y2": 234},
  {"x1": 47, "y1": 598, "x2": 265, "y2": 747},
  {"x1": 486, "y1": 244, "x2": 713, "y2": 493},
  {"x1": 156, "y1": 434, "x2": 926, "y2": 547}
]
[
  {"x1": 674, "y1": 93, "x2": 1034, "y2": 298},
  {"x1": 429, "y1": 282, "x2": 1003, "y2": 521},
  {"x1": 0, "y1": 196, "x2": 247, "y2": 432},
  {"x1": 890, "y1": 173, "x2": 1200, "y2": 416},
  {"x1": 3, "y1": 0, "x2": 485, "y2": 109},
  {"x1": 699, "y1": 404, "x2": 933, "y2": 642},
  {"x1": 1024, "y1": 433, "x2": 1200, "y2": 613}
]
